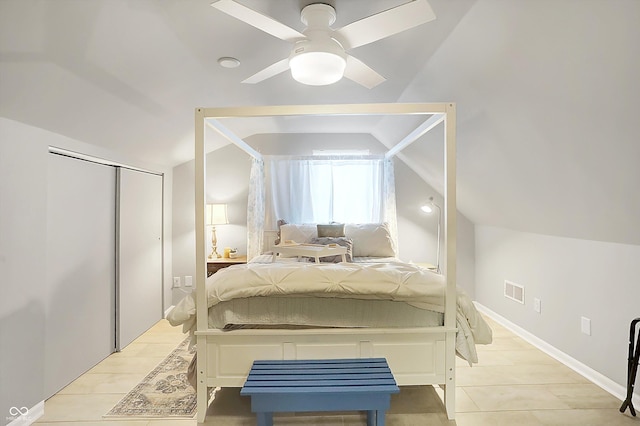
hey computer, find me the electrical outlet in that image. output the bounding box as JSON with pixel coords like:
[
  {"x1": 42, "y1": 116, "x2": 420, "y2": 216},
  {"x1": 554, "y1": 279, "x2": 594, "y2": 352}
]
[
  {"x1": 172, "y1": 277, "x2": 181, "y2": 288},
  {"x1": 534, "y1": 298, "x2": 541, "y2": 313},
  {"x1": 185, "y1": 276, "x2": 193, "y2": 287},
  {"x1": 581, "y1": 316, "x2": 591, "y2": 335}
]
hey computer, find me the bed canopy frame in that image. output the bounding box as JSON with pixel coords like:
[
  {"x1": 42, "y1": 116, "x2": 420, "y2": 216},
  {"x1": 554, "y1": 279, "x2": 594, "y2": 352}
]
[{"x1": 194, "y1": 103, "x2": 457, "y2": 423}]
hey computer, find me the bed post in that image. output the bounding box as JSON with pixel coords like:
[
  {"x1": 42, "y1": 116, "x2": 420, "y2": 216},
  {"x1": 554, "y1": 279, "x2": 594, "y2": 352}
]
[
  {"x1": 194, "y1": 108, "x2": 208, "y2": 424},
  {"x1": 443, "y1": 103, "x2": 457, "y2": 420}
]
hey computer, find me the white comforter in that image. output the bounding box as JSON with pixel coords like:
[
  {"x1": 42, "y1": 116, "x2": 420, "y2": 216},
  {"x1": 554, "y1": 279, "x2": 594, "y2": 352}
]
[{"x1": 167, "y1": 261, "x2": 492, "y2": 363}]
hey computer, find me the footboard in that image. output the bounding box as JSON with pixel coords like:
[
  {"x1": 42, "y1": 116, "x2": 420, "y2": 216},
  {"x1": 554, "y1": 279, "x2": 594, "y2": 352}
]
[{"x1": 193, "y1": 326, "x2": 456, "y2": 423}]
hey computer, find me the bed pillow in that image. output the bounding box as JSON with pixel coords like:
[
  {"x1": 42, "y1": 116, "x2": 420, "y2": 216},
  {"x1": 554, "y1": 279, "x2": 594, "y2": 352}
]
[
  {"x1": 345, "y1": 223, "x2": 396, "y2": 257},
  {"x1": 309, "y1": 237, "x2": 353, "y2": 262},
  {"x1": 274, "y1": 219, "x2": 288, "y2": 245},
  {"x1": 279, "y1": 223, "x2": 317, "y2": 244},
  {"x1": 317, "y1": 223, "x2": 345, "y2": 238}
]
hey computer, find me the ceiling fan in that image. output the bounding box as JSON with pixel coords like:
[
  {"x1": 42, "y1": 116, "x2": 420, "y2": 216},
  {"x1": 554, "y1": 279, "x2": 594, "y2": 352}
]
[{"x1": 210, "y1": 0, "x2": 436, "y2": 88}]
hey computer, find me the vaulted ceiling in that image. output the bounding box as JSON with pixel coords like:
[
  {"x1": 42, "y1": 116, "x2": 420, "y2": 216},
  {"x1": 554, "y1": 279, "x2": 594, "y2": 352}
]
[
  {"x1": 0, "y1": 0, "x2": 473, "y2": 163},
  {"x1": 1, "y1": 0, "x2": 639, "y2": 245}
]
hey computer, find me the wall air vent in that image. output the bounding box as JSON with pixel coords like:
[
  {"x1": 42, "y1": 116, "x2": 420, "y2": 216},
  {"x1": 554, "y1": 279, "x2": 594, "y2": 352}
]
[{"x1": 504, "y1": 280, "x2": 525, "y2": 304}]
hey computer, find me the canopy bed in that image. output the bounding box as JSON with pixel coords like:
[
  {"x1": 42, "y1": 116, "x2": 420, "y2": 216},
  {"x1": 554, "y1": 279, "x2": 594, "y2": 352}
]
[{"x1": 169, "y1": 103, "x2": 491, "y2": 423}]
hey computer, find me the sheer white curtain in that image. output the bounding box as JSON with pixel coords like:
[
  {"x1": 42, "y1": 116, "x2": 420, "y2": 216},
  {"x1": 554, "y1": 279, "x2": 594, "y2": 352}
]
[
  {"x1": 264, "y1": 155, "x2": 398, "y2": 246},
  {"x1": 246, "y1": 157, "x2": 265, "y2": 260},
  {"x1": 382, "y1": 157, "x2": 398, "y2": 254}
]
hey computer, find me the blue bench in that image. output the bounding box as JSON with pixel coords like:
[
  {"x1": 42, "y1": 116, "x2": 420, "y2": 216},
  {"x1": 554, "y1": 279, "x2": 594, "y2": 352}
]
[{"x1": 240, "y1": 358, "x2": 399, "y2": 426}]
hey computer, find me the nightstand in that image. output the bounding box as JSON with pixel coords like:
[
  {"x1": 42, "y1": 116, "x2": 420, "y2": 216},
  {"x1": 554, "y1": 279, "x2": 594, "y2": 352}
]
[{"x1": 207, "y1": 256, "x2": 247, "y2": 277}]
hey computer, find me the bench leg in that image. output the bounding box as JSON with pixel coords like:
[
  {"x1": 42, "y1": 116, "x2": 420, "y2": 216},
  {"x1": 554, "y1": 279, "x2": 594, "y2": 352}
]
[
  {"x1": 367, "y1": 410, "x2": 375, "y2": 426},
  {"x1": 366, "y1": 410, "x2": 387, "y2": 426},
  {"x1": 256, "y1": 411, "x2": 273, "y2": 426}
]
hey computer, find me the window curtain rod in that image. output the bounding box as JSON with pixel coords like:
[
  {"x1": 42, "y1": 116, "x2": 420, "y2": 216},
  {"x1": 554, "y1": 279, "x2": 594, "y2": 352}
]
[{"x1": 265, "y1": 154, "x2": 385, "y2": 161}]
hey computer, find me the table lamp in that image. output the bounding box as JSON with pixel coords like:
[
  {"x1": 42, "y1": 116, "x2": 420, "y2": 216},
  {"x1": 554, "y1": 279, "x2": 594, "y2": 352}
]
[{"x1": 206, "y1": 203, "x2": 229, "y2": 259}]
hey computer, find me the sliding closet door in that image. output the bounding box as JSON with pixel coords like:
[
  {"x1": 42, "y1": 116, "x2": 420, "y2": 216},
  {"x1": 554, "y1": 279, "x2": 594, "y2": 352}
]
[
  {"x1": 45, "y1": 154, "x2": 116, "y2": 397},
  {"x1": 117, "y1": 168, "x2": 163, "y2": 350}
]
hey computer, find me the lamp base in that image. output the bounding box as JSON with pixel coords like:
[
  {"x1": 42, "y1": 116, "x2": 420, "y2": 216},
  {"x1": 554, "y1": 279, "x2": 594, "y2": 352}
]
[{"x1": 209, "y1": 226, "x2": 221, "y2": 259}]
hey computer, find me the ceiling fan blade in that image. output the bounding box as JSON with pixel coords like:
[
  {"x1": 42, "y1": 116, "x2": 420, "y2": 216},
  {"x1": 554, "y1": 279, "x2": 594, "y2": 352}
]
[
  {"x1": 242, "y1": 58, "x2": 290, "y2": 84},
  {"x1": 343, "y1": 55, "x2": 386, "y2": 89},
  {"x1": 211, "y1": 0, "x2": 305, "y2": 42},
  {"x1": 335, "y1": 0, "x2": 436, "y2": 50}
]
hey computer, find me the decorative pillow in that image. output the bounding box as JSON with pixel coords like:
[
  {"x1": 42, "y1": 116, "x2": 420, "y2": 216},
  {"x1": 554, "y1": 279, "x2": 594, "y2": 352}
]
[
  {"x1": 309, "y1": 237, "x2": 353, "y2": 263},
  {"x1": 317, "y1": 223, "x2": 345, "y2": 238},
  {"x1": 345, "y1": 223, "x2": 396, "y2": 257},
  {"x1": 279, "y1": 223, "x2": 317, "y2": 244}
]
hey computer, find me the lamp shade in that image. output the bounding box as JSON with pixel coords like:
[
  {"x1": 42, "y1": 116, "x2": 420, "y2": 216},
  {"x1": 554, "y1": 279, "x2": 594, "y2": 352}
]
[{"x1": 206, "y1": 204, "x2": 229, "y2": 225}]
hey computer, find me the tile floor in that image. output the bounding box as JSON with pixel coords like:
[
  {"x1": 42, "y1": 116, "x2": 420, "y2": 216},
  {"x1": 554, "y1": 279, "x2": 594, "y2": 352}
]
[{"x1": 34, "y1": 315, "x2": 639, "y2": 425}]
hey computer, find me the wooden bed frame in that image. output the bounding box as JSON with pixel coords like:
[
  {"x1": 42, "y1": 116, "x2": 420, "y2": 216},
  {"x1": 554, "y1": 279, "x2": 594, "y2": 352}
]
[{"x1": 194, "y1": 103, "x2": 457, "y2": 423}]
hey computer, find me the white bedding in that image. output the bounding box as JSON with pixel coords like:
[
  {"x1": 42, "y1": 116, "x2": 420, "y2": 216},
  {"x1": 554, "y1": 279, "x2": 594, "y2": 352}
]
[
  {"x1": 167, "y1": 260, "x2": 492, "y2": 363},
  {"x1": 248, "y1": 254, "x2": 400, "y2": 264}
]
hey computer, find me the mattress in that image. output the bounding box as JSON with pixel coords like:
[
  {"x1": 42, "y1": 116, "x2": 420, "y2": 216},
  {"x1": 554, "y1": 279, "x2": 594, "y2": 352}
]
[{"x1": 208, "y1": 295, "x2": 444, "y2": 330}]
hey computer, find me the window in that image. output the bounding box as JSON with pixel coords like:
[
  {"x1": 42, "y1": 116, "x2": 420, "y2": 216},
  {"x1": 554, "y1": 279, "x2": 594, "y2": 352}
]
[{"x1": 265, "y1": 156, "x2": 388, "y2": 227}]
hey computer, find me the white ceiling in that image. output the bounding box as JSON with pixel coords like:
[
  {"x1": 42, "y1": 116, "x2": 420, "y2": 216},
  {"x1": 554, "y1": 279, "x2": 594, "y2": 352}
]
[
  {"x1": 0, "y1": 0, "x2": 472, "y2": 163},
  {"x1": 2, "y1": 0, "x2": 639, "y2": 246}
]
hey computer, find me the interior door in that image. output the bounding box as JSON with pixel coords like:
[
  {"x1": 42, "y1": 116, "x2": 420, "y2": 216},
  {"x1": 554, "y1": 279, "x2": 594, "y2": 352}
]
[
  {"x1": 45, "y1": 153, "x2": 116, "y2": 397},
  {"x1": 117, "y1": 168, "x2": 163, "y2": 350}
]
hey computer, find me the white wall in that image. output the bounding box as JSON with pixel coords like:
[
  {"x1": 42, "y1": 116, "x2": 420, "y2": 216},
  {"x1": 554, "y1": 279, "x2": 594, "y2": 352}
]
[
  {"x1": 171, "y1": 144, "x2": 251, "y2": 304},
  {"x1": 0, "y1": 120, "x2": 47, "y2": 425},
  {"x1": 396, "y1": 0, "x2": 640, "y2": 247},
  {"x1": 475, "y1": 225, "x2": 640, "y2": 393},
  {"x1": 171, "y1": 158, "x2": 196, "y2": 303},
  {"x1": 0, "y1": 118, "x2": 172, "y2": 423},
  {"x1": 394, "y1": 157, "x2": 476, "y2": 298}
]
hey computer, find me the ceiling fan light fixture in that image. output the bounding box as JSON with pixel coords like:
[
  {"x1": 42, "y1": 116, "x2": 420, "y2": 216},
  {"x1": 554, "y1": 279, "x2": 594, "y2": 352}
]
[{"x1": 289, "y1": 39, "x2": 346, "y2": 86}]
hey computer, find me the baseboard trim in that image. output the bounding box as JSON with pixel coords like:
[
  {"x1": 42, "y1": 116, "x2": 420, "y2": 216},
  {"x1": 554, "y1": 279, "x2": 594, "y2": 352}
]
[
  {"x1": 7, "y1": 400, "x2": 44, "y2": 426},
  {"x1": 474, "y1": 302, "x2": 639, "y2": 409}
]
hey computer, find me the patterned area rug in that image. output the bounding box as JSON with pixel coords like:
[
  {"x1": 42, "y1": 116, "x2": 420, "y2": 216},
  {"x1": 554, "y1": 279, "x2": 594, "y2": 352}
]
[{"x1": 105, "y1": 338, "x2": 198, "y2": 418}]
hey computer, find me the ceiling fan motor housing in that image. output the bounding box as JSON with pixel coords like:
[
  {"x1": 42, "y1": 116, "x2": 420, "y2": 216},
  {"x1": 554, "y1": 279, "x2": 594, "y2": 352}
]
[{"x1": 301, "y1": 3, "x2": 337, "y2": 27}]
